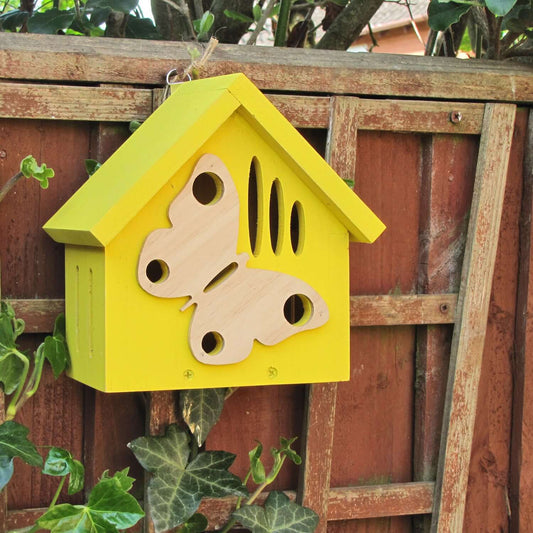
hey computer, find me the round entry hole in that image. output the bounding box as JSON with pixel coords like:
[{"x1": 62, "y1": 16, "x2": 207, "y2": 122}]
[
  {"x1": 202, "y1": 331, "x2": 224, "y2": 355},
  {"x1": 283, "y1": 294, "x2": 312, "y2": 326},
  {"x1": 146, "y1": 259, "x2": 169, "y2": 283},
  {"x1": 193, "y1": 172, "x2": 223, "y2": 205}
]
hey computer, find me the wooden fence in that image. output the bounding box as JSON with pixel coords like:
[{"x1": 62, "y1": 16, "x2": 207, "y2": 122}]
[{"x1": 1, "y1": 33, "x2": 533, "y2": 532}]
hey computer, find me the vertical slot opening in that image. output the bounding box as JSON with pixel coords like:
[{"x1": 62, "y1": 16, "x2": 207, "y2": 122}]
[
  {"x1": 290, "y1": 201, "x2": 304, "y2": 255},
  {"x1": 269, "y1": 179, "x2": 283, "y2": 255},
  {"x1": 248, "y1": 158, "x2": 260, "y2": 256},
  {"x1": 88, "y1": 267, "x2": 93, "y2": 359}
]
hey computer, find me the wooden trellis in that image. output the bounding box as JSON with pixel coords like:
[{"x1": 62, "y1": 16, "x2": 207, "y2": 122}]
[{"x1": 0, "y1": 34, "x2": 532, "y2": 533}]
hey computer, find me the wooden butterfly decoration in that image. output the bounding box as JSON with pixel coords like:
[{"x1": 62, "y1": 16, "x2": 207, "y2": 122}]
[{"x1": 137, "y1": 153, "x2": 329, "y2": 365}]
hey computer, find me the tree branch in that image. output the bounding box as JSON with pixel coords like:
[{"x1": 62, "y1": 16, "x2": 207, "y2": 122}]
[{"x1": 315, "y1": 0, "x2": 384, "y2": 51}]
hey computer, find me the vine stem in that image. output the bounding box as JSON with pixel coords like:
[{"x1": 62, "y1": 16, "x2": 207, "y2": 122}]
[
  {"x1": 49, "y1": 476, "x2": 66, "y2": 508},
  {"x1": 0, "y1": 171, "x2": 24, "y2": 205}
]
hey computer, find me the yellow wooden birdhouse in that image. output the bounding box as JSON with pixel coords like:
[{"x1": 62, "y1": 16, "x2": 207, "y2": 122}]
[{"x1": 44, "y1": 74, "x2": 385, "y2": 392}]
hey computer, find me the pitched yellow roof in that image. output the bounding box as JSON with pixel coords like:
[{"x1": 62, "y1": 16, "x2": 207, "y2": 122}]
[{"x1": 44, "y1": 73, "x2": 384, "y2": 246}]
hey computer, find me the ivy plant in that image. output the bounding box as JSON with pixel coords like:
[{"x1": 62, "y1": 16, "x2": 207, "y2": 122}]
[
  {"x1": 0, "y1": 158, "x2": 144, "y2": 533},
  {"x1": 129, "y1": 388, "x2": 318, "y2": 533}
]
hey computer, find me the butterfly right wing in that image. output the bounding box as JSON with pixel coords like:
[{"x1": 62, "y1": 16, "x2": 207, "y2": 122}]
[{"x1": 189, "y1": 266, "x2": 329, "y2": 365}]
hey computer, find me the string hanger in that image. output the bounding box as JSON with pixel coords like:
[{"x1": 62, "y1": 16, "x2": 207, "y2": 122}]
[{"x1": 163, "y1": 37, "x2": 219, "y2": 100}]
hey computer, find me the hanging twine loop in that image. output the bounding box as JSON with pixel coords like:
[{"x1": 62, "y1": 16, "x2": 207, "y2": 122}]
[{"x1": 167, "y1": 37, "x2": 219, "y2": 85}]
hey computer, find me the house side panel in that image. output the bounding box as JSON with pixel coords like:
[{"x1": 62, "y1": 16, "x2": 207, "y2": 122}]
[{"x1": 64, "y1": 245, "x2": 106, "y2": 391}]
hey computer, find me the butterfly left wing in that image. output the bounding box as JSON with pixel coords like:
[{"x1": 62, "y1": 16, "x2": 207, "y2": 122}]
[
  {"x1": 188, "y1": 265, "x2": 329, "y2": 365},
  {"x1": 137, "y1": 153, "x2": 243, "y2": 302}
]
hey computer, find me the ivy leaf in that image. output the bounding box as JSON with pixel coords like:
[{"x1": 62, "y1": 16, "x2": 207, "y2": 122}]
[
  {"x1": 0, "y1": 421, "x2": 42, "y2": 468},
  {"x1": 43, "y1": 447, "x2": 85, "y2": 495},
  {"x1": 428, "y1": 0, "x2": 471, "y2": 31},
  {"x1": 19, "y1": 155, "x2": 55, "y2": 189},
  {"x1": 232, "y1": 491, "x2": 318, "y2": 533},
  {"x1": 0, "y1": 455, "x2": 14, "y2": 491},
  {"x1": 38, "y1": 469, "x2": 144, "y2": 532},
  {"x1": 26, "y1": 8, "x2": 76, "y2": 34},
  {"x1": 0, "y1": 349, "x2": 26, "y2": 395},
  {"x1": 178, "y1": 513, "x2": 209, "y2": 533},
  {"x1": 180, "y1": 388, "x2": 226, "y2": 446},
  {"x1": 100, "y1": 467, "x2": 135, "y2": 491},
  {"x1": 42, "y1": 314, "x2": 70, "y2": 379},
  {"x1": 0, "y1": 301, "x2": 27, "y2": 395},
  {"x1": 0, "y1": 301, "x2": 25, "y2": 346},
  {"x1": 128, "y1": 424, "x2": 247, "y2": 532},
  {"x1": 485, "y1": 0, "x2": 518, "y2": 16},
  {"x1": 249, "y1": 442, "x2": 266, "y2": 484}
]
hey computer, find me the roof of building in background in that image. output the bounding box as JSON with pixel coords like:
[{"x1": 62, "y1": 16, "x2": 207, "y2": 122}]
[{"x1": 369, "y1": 0, "x2": 429, "y2": 32}]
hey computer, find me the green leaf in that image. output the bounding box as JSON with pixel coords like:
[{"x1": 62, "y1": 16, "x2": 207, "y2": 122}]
[
  {"x1": 26, "y1": 8, "x2": 76, "y2": 34},
  {"x1": 503, "y1": 0, "x2": 533, "y2": 31},
  {"x1": 0, "y1": 455, "x2": 14, "y2": 491},
  {"x1": 100, "y1": 467, "x2": 135, "y2": 491},
  {"x1": 42, "y1": 314, "x2": 70, "y2": 379},
  {"x1": 0, "y1": 349, "x2": 26, "y2": 395},
  {"x1": 428, "y1": 0, "x2": 471, "y2": 31},
  {"x1": 233, "y1": 491, "x2": 318, "y2": 533},
  {"x1": 85, "y1": 159, "x2": 102, "y2": 177},
  {"x1": 253, "y1": 3, "x2": 262, "y2": 21},
  {"x1": 0, "y1": 421, "x2": 42, "y2": 467},
  {"x1": 224, "y1": 8, "x2": 253, "y2": 23},
  {"x1": 249, "y1": 442, "x2": 266, "y2": 484},
  {"x1": 0, "y1": 10, "x2": 30, "y2": 31},
  {"x1": 19, "y1": 155, "x2": 55, "y2": 189},
  {"x1": 0, "y1": 301, "x2": 27, "y2": 395},
  {"x1": 38, "y1": 470, "x2": 144, "y2": 532},
  {"x1": 43, "y1": 447, "x2": 85, "y2": 495},
  {"x1": 0, "y1": 300, "x2": 25, "y2": 345},
  {"x1": 180, "y1": 388, "x2": 226, "y2": 446},
  {"x1": 128, "y1": 424, "x2": 246, "y2": 532},
  {"x1": 178, "y1": 513, "x2": 208, "y2": 533},
  {"x1": 125, "y1": 15, "x2": 161, "y2": 39},
  {"x1": 486, "y1": 0, "x2": 518, "y2": 16}
]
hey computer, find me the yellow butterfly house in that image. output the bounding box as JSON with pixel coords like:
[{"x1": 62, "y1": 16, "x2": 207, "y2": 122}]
[{"x1": 44, "y1": 73, "x2": 385, "y2": 392}]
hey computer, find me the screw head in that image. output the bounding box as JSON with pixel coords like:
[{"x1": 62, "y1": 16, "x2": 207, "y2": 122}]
[
  {"x1": 450, "y1": 111, "x2": 463, "y2": 124},
  {"x1": 268, "y1": 367, "x2": 278, "y2": 379},
  {"x1": 184, "y1": 369, "x2": 194, "y2": 380}
]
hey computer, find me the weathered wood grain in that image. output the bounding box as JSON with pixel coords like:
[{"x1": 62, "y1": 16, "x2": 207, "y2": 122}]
[
  {"x1": 9, "y1": 298, "x2": 64, "y2": 332},
  {"x1": 6, "y1": 482, "x2": 433, "y2": 530},
  {"x1": 298, "y1": 383, "x2": 338, "y2": 533},
  {"x1": 327, "y1": 482, "x2": 434, "y2": 520},
  {"x1": 412, "y1": 134, "x2": 477, "y2": 533},
  {"x1": 1, "y1": 34, "x2": 532, "y2": 102},
  {"x1": 0, "y1": 82, "x2": 152, "y2": 122},
  {"x1": 510, "y1": 109, "x2": 533, "y2": 532},
  {"x1": 0, "y1": 83, "x2": 484, "y2": 135},
  {"x1": 351, "y1": 294, "x2": 457, "y2": 326},
  {"x1": 431, "y1": 103, "x2": 517, "y2": 532},
  {"x1": 297, "y1": 95, "x2": 357, "y2": 533}
]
